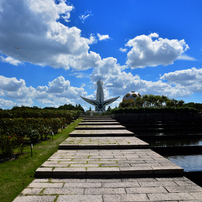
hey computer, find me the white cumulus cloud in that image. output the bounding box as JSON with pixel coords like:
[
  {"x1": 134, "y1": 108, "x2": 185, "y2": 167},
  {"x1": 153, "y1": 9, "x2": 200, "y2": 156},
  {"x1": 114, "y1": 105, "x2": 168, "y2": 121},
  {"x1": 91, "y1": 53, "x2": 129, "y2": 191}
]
[
  {"x1": 90, "y1": 57, "x2": 193, "y2": 99},
  {"x1": 0, "y1": 0, "x2": 99, "y2": 71},
  {"x1": 47, "y1": 76, "x2": 70, "y2": 93},
  {"x1": 97, "y1": 33, "x2": 110, "y2": 41},
  {"x1": 0, "y1": 56, "x2": 21, "y2": 66},
  {"x1": 161, "y1": 67, "x2": 202, "y2": 92},
  {"x1": 0, "y1": 76, "x2": 25, "y2": 91},
  {"x1": 126, "y1": 33, "x2": 191, "y2": 69},
  {"x1": 0, "y1": 98, "x2": 14, "y2": 109},
  {"x1": 0, "y1": 75, "x2": 88, "y2": 109},
  {"x1": 119, "y1": 48, "x2": 127, "y2": 53}
]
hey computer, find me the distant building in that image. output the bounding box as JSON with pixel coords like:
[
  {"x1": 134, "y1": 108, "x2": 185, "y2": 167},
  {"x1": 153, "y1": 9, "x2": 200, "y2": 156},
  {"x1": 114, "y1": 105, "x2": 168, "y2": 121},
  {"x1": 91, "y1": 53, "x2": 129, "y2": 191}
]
[{"x1": 123, "y1": 91, "x2": 141, "y2": 102}]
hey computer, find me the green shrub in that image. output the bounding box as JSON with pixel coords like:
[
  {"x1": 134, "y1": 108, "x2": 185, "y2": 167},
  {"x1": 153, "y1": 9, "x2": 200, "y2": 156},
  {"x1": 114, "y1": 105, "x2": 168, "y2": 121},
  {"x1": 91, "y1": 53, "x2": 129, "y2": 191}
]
[
  {"x1": 27, "y1": 129, "x2": 39, "y2": 144},
  {"x1": 0, "y1": 134, "x2": 18, "y2": 157},
  {"x1": 0, "y1": 108, "x2": 81, "y2": 157}
]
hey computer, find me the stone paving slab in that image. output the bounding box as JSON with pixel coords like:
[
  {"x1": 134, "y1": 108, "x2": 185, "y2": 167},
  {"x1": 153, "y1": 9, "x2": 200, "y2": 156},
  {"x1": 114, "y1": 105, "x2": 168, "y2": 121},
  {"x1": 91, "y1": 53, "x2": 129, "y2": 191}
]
[
  {"x1": 80, "y1": 121, "x2": 120, "y2": 125},
  {"x1": 35, "y1": 149, "x2": 183, "y2": 178},
  {"x1": 82, "y1": 120, "x2": 116, "y2": 122},
  {"x1": 82, "y1": 117, "x2": 114, "y2": 120},
  {"x1": 59, "y1": 136, "x2": 149, "y2": 149},
  {"x1": 13, "y1": 177, "x2": 202, "y2": 202},
  {"x1": 69, "y1": 129, "x2": 134, "y2": 137},
  {"x1": 81, "y1": 120, "x2": 118, "y2": 123},
  {"x1": 75, "y1": 125, "x2": 126, "y2": 130}
]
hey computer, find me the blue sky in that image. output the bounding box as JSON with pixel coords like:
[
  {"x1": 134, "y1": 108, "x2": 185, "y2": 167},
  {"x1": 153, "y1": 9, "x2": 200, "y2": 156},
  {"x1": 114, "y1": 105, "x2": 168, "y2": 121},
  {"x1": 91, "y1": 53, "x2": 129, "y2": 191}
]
[{"x1": 0, "y1": 0, "x2": 201, "y2": 110}]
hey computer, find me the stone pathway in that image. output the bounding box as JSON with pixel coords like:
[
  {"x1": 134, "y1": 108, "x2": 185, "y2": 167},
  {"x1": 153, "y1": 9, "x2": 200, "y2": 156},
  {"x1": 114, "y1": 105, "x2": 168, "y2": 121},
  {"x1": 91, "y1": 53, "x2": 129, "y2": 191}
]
[
  {"x1": 13, "y1": 116, "x2": 202, "y2": 202},
  {"x1": 69, "y1": 129, "x2": 134, "y2": 137},
  {"x1": 75, "y1": 125, "x2": 126, "y2": 130},
  {"x1": 35, "y1": 149, "x2": 183, "y2": 178},
  {"x1": 79, "y1": 121, "x2": 121, "y2": 125},
  {"x1": 13, "y1": 177, "x2": 202, "y2": 202},
  {"x1": 59, "y1": 136, "x2": 149, "y2": 149}
]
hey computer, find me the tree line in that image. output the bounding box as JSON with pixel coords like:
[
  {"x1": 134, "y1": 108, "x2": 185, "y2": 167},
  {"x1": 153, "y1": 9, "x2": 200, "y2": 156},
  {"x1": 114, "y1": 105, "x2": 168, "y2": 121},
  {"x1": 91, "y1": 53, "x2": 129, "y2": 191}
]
[
  {"x1": 119, "y1": 94, "x2": 202, "y2": 111},
  {"x1": 0, "y1": 104, "x2": 84, "y2": 112}
]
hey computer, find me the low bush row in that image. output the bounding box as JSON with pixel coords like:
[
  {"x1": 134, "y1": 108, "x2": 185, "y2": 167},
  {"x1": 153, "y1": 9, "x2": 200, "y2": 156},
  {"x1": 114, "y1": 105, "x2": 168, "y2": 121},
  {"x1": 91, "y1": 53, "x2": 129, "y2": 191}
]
[
  {"x1": 0, "y1": 108, "x2": 79, "y2": 119},
  {"x1": 111, "y1": 107, "x2": 199, "y2": 114},
  {"x1": 0, "y1": 109, "x2": 81, "y2": 158}
]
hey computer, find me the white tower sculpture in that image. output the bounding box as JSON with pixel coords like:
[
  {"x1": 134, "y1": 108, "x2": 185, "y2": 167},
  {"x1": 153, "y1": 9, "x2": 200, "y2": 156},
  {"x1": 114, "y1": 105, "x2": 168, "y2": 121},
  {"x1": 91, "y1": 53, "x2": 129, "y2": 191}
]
[{"x1": 81, "y1": 79, "x2": 120, "y2": 113}]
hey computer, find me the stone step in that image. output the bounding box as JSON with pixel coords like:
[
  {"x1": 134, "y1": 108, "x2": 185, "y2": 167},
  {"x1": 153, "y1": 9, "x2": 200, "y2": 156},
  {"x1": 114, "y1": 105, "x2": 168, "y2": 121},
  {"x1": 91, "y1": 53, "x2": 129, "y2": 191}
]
[
  {"x1": 79, "y1": 121, "x2": 120, "y2": 125},
  {"x1": 75, "y1": 125, "x2": 126, "y2": 130},
  {"x1": 69, "y1": 129, "x2": 134, "y2": 137},
  {"x1": 59, "y1": 136, "x2": 149, "y2": 149},
  {"x1": 81, "y1": 119, "x2": 117, "y2": 122},
  {"x1": 14, "y1": 177, "x2": 202, "y2": 202},
  {"x1": 35, "y1": 149, "x2": 183, "y2": 178},
  {"x1": 82, "y1": 116, "x2": 114, "y2": 118}
]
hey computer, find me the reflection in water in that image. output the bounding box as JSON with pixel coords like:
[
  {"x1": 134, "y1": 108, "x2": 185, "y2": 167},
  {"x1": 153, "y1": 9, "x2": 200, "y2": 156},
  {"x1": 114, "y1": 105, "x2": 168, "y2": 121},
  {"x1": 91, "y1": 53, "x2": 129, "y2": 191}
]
[
  {"x1": 132, "y1": 128, "x2": 202, "y2": 171},
  {"x1": 135, "y1": 131, "x2": 202, "y2": 137},
  {"x1": 149, "y1": 139, "x2": 202, "y2": 147},
  {"x1": 134, "y1": 130, "x2": 202, "y2": 147},
  {"x1": 141, "y1": 131, "x2": 202, "y2": 172},
  {"x1": 166, "y1": 155, "x2": 202, "y2": 172}
]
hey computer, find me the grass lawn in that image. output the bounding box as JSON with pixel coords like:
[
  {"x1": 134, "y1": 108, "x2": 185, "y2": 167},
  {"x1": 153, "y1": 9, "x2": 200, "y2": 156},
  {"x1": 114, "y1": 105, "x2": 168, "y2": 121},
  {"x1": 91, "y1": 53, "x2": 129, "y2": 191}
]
[{"x1": 0, "y1": 119, "x2": 82, "y2": 202}]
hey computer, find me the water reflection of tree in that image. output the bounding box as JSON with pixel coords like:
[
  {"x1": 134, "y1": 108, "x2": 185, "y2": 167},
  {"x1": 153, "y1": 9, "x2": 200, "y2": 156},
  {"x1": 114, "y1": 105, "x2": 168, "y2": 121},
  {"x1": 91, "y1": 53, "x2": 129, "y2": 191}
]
[{"x1": 151, "y1": 139, "x2": 200, "y2": 147}]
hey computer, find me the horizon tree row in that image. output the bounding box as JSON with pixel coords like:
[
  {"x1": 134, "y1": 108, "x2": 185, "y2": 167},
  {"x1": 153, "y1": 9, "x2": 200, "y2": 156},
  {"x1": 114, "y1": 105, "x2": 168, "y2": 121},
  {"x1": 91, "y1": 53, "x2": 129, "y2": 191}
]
[{"x1": 120, "y1": 94, "x2": 186, "y2": 108}]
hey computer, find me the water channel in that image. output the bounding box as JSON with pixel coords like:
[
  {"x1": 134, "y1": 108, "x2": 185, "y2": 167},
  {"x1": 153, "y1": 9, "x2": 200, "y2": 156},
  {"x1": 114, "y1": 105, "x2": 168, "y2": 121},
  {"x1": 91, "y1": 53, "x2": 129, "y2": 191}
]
[
  {"x1": 149, "y1": 138, "x2": 202, "y2": 147},
  {"x1": 121, "y1": 117, "x2": 202, "y2": 186},
  {"x1": 134, "y1": 131, "x2": 202, "y2": 172},
  {"x1": 166, "y1": 155, "x2": 202, "y2": 172}
]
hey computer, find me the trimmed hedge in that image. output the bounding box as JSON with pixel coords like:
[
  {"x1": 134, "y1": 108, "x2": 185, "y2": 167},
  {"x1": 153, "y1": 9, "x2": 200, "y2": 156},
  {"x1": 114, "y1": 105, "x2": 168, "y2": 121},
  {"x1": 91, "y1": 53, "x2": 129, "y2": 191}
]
[
  {"x1": 111, "y1": 107, "x2": 199, "y2": 114},
  {"x1": 0, "y1": 108, "x2": 80, "y2": 119}
]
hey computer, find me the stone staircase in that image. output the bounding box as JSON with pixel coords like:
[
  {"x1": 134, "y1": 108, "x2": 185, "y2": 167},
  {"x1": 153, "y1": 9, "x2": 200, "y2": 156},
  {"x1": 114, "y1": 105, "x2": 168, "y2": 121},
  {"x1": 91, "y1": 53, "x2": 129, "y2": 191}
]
[
  {"x1": 13, "y1": 116, "x2": 202, "y2": 202},
  {"x1": 35, "y1": 116, "x2": 183, "y2": 178}
]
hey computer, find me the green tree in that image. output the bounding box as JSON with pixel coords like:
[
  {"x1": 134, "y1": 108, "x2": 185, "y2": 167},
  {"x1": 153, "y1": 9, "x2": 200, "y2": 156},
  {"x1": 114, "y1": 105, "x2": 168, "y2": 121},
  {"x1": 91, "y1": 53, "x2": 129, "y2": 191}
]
[
  {"x1": 148, "y1": 94, "x2": 157, "y2": 107},
  {"x1": 107, "y1": 106, "x2": 112, "y2": 111},
  {"x1": 119, "y1": 99, "x2": 135, "y2": 108},
  {"x1": 178, "y1": 100, "x2": 185, "y2": 107},
  {"x1": 142, "y1": 95, "x2": 149, "y2": 107},
  {"x1": 134, "y1": 97, "x2": 143, "y2": 107}
]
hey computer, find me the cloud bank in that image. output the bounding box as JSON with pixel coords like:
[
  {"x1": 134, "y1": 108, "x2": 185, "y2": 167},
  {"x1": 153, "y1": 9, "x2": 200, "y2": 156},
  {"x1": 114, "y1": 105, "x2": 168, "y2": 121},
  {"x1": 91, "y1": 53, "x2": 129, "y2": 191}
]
[
  {"x1": 90, "y1": 58, "x2": 201, "y2": 99},
  {"x1": 0, "y1": 1, "x2": 192, "y2": 72},
  {"x1": 161, "y1": 67, "x2": 202, "y2": 92},
  {"x1": 0, "y1": 66, "x2": 201, "y2": 109},
  {"x1": 0, "y1": 75, "x2": 86, "y2": 108}
]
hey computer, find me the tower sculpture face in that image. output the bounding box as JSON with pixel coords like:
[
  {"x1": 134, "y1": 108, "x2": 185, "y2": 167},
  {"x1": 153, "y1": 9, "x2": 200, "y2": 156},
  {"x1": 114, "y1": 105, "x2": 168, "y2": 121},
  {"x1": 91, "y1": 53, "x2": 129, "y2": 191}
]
[{"x1": 81, "y1": 79, "x2": 120, "y2": 113}]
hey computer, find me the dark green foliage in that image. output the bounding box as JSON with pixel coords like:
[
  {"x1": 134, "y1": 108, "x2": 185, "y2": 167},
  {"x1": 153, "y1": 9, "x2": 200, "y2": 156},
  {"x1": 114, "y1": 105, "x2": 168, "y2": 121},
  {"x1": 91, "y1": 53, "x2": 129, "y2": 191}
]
[
  {"x1": 107, "y1": 106, "x2": 112, "y2": 111},
  {"x1": 115, "y1": 94, "x2": 202, "y2": 115},
  {"x1": 27, "y1": 130, "x2": 39, "y2": 144},
  {"x1": 58, "y1": 104, "x2": 84, "y2": 111},
  {"x1": 184, "y1": 102, "x2": 202, "y2": 112},
  {"x1": 112, "y1": 106, "x2": 199, "y2": 114},
  {"x1": 0, "y1": 107, "x2": 82, "y2": 157}
]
